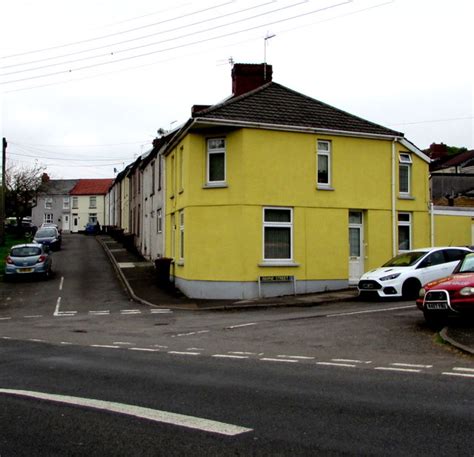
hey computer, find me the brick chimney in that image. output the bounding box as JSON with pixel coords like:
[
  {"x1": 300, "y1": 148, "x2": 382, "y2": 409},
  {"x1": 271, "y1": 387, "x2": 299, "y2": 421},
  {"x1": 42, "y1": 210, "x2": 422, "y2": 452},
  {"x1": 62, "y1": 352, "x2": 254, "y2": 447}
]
[{"x1": 231, "y1": 63, "x2": 272, "y2": 97}]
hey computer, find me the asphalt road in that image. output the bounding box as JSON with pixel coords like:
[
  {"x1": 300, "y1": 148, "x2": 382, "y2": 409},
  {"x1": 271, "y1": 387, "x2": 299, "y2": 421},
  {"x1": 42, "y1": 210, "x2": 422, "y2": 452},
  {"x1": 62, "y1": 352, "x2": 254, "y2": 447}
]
[{"x1": 1, "y1": 234, "x2": 473, "y2": 456}]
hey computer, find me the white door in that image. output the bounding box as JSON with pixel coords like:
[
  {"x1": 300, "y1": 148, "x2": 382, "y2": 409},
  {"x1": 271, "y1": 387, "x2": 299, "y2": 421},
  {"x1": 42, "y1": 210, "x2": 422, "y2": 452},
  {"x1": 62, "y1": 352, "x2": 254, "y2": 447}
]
[
  {"x1": 349, "y1": 211, "x2": 364, "y2": 284},
  {"x1": 62, "y1": 214, "x2": 70, "y2": 232},
  {"x1": 72, "y1": 213, "x2": 79, "y2": 233}
]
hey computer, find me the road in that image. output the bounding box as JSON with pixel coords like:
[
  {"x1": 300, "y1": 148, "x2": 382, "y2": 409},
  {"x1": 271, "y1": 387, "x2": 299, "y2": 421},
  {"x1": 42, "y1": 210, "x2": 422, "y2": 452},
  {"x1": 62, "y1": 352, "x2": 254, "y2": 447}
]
[{"x1": 0, "y1": 234, "x2": 473, "y2": 456}]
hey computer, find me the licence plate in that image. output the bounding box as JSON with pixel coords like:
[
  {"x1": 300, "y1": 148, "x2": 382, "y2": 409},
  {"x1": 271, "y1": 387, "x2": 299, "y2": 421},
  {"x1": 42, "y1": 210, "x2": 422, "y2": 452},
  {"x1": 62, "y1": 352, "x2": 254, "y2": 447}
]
[
  {"x1": 18, "y1": 268, "x2": 34, "y2": 273},
  {"x1": 426, "y1": 302, "x2": 448, "y2": 310}
]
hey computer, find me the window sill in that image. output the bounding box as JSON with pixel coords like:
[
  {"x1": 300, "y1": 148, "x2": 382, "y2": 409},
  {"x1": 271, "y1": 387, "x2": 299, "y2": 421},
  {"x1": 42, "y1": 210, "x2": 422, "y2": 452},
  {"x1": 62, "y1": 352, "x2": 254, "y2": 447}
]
[
  {"x1": 317, "y1": 185, "x2": 334, "y2": 191},
  {"x1": 258, "y1": 261, "x2": 300, "y2": 267},
  {"x1": 398, "y1": 195, "x2": 415, "y2": 200},
  {"x1": 176, "y1": 260, "x2": 184, "y2": 266},
  {"x1": 203, "y1": 183, "x2": 228, "y2": 189}
]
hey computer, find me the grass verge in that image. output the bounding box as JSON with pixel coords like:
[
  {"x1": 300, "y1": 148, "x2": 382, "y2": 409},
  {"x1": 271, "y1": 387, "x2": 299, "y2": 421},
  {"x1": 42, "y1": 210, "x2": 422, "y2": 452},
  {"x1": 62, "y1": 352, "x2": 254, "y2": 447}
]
[{"x1": 0, "y1": 234, "x2": 30, "y2": 276}]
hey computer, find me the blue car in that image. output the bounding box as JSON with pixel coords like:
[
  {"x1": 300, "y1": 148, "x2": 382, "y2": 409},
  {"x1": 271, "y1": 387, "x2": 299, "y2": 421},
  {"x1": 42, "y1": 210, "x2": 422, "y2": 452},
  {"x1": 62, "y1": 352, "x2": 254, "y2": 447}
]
[
  {"x1": 33, "y1": 227, "x2": 62, "y2": 250},
  {"x1": 5, "y1": 243, "x2": 53, "y2": 280}
]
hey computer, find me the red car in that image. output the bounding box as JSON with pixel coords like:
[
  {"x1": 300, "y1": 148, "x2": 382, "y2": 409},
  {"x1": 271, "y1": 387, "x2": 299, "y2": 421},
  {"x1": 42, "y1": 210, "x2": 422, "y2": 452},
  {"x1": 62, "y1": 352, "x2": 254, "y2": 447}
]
[{"x1": 417, "y1": 253, "x2": 474, "y2": 324}]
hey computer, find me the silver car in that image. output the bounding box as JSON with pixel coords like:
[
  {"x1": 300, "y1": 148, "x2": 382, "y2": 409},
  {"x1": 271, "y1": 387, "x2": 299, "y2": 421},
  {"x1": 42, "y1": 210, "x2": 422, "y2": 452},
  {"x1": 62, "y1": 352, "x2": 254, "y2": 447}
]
[{"x1": 5, "y1": 243, "x2": 53, "y2": 280}]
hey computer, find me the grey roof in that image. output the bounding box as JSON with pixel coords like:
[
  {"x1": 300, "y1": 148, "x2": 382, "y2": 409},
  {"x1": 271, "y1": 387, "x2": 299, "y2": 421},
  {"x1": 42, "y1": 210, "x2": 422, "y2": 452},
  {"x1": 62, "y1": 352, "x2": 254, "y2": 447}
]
[
  {"x1": 37, "y1": 179, "x2": 78, "y2": 195},
  {"x1": 193, "y1": 82, "x2": 404, "y2": 137}
]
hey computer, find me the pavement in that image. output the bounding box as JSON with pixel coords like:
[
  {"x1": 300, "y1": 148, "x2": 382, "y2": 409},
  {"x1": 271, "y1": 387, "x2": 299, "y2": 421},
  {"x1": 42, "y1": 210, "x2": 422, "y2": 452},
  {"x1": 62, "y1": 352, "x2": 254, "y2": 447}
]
[{"x1": 97, "y1": 234, "x2": 474, "y2": 356}]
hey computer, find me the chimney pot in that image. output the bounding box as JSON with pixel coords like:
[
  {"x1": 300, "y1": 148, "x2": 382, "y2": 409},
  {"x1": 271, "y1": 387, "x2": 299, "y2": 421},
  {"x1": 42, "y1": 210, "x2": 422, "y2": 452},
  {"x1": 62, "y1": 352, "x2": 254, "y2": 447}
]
[{"x1": 231, "y1": 63, "x2": 272, "y2": 97}]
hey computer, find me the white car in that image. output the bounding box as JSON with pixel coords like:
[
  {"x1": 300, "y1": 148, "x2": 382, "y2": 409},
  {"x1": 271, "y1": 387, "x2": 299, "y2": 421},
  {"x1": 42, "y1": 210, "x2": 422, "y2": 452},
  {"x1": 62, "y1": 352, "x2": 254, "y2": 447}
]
[{"x1": 358, "y1": 247, "x2": 472, "y2": 299}]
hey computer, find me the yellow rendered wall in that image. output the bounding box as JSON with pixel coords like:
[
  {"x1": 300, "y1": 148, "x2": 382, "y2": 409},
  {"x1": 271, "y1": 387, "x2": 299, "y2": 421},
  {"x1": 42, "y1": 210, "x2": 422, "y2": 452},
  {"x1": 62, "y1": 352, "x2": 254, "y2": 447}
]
[
  {"x1": 434, "y1": 215, "x2": 472, "y2": 247},
  {"x1": 165, "y1": 128, "x2": 431, "y2": 282}
]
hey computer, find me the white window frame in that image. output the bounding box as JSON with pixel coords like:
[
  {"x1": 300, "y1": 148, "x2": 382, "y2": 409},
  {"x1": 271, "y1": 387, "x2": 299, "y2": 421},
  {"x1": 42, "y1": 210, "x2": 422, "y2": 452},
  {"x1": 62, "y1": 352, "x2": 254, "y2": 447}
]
[
  {"x1": 63, "y1": 197, "x2": 70, "y2": 210},
  {"x1": 317, "y1": 140, "x2": 331, "y2": 188},
  {"x1": 45, "y1": 197, "x2": 52, "y2": 209},
  {"x1": 44, "y1": 213, "x2": 53, "y2": 223},
  {"x1": 157, "y1": 208, "x2": 162, "y2": 234},
  {"x1": 89, "y1": 196, "x2": 97, "y2": 209},
  {"x1": 398, "y1": 212, "x2": 412, "y2": 252},
  {"x1": 89, "y1": 213, "x2": 97, "y2": 224},
  {"x1": 399, "y1": 153, "x2": 412, "y2": 195},
  {"x1": 179, "y1": 210, "x2": 184, "y2": 261},
  {"x1": 72, "y1": 196, "x2": 78, "y2": 209},
  {"x1": 262, "y1": 207, "x2": 293, "y2": 262},
  {"x1": 206, "y1": 138, "x2": 226, "y2": 185}
]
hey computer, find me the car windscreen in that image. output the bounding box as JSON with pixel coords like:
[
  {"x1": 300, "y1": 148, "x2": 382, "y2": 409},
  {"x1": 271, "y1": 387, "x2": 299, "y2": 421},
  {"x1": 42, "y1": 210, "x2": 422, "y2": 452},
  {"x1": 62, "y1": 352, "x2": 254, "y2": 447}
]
[
  {"x1": 11, "y1": 246, "x2": 42, "y2": 257},
  {"x1": 35, "y1": 228, "x2": 56, "y2": 237},
  {"x1": 382, "y1": 251, "x2": 428, "y2": 267},
  {"x1": 458, "y1": 254, "x2": 474, "y2": 273}
]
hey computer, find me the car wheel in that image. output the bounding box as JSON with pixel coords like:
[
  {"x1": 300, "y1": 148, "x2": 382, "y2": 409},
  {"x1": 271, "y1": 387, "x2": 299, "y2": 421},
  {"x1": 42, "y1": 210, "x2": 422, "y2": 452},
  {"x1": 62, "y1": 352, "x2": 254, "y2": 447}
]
[{"x1": 401, "y1": 278, "x2": 421, "y2": 300}]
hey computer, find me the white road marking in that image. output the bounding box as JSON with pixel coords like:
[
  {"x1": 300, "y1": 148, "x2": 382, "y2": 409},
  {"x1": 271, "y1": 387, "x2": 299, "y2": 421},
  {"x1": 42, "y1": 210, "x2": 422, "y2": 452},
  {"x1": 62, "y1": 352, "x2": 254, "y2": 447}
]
[
  {"x1": 0, "y1": 317, "x2": 12, "y2": 320},
  {"x1": 56, "y1": 312, "x2": 77, "y2": 317},
  {"x1": 442, "y1": 372, "x2": 474, "y2": 379},
  {"x1": 113, "y1": 342, "x2": 133, "y2": 346},
  {"x1": 453, "y1": 367, "x2": 474, "y2": 373},
  {"x1": 228, "y1": 351, "x2": 257, "y2": 355},
  {"x1": 59, "y1": 276, "x2": 64, "y2": 291},
  {"x1": 120, "y1": 310, "x2": 142, "y2": 315},
  {"x1": 332, "y1": 359, "x2": 372, "y2": 364},
  {"x1": 153, "y1": 344, "x2": 169, "y2": 349},
  {"x1": 150, "y1": 309, "x2": 172, "y2": 314},
  {"x1": 173, "y1": 330, "x2": 209, "y2": 337},
  {"x1": 91, "y1": 344, "x2": 120, "y2": 349},
  {"x1": 317, "y1": 362, "x2": 356, "y2": 368},
  {"x1": 187, "y1": 347, "x2": 204, "y2": 351},
  {"x1": 28, "y1": 339, "x2": 45, "y2": 343},
  {"x1": 53, "y1": 297, "x2": 62, "y2": 316},
  {"x1": 24, "y1": 315, "x2": 43, "y2": 319},
  {"x1": 374, "y1": 367, "x2": 421, "y2": 373},
  {"x1": 1, "y1": 336, "x2": 12, "y2": 339},
  {"x1": 277, "y1": 355, "x2": 315, "y2": 360},
  {"x1": 168, "y1": 351, "x2": 201, "y2": 356},
  {"x1": 227, "y1": 323, "x2": 257, "y2": 329},
  {"x1": 60, "y1": 342, "x2": 73, "y2": 345},
  {"x1": 260, "y1": 357, "x2": 298, "y2": 363},
  {"x1": 89, "y1": 311, "x2": 110, "y2": 315},
  {"x1": 391, "y1": 363, "x2": 433, "y2": 369},
  {"x1": 213, "y1": 354, "x2": 249, "y2": 359},
  {"x1": 327, "y1": 305, "x2": 415, "y2": 317},
  {"x1": 129, "y1": 348, "x2": 160, "y2": 352},
  {"x1": 0, "y1": 389, "x2": 252, "y2": 436}
]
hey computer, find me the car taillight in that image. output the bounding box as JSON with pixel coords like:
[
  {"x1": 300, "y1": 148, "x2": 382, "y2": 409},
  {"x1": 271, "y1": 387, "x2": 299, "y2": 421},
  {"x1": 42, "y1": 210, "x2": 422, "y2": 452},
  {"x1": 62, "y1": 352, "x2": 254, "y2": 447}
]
[
  {"x1": 6, "y1": 256, "x2": 13, "y2": 264},
  {"x1": 38, "y1": 255, "x2": 46, "y2": 263}
]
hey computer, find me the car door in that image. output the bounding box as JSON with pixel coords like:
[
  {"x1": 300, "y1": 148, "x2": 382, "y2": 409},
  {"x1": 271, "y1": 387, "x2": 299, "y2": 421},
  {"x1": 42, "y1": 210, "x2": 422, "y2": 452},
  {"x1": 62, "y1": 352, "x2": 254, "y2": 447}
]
[
  {"x1": 443, "y1": 248, "x2": 470, "y2": 274},
  {"x1": 417, "y1": 250, "x2": 449, "y2": 285}
]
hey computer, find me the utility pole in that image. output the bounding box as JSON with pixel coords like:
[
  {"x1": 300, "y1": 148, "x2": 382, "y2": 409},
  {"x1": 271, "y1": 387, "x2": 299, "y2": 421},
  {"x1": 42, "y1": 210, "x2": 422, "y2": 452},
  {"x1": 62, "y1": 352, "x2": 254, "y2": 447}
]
[{"x1": 0, "y1": 137, "x2": 6, "y2": 246}]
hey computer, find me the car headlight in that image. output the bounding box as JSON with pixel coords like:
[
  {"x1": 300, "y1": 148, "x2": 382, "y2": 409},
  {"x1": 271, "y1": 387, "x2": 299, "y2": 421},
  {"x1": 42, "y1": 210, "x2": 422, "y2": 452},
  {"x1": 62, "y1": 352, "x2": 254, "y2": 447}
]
[
  {"x1": 380, "y1": 273, "x2": 401, "y2": 281},
  {"x1": 460, "y1": 287, "x2": 474, "y2": 296},
  {"x1": 419, "y1": 288, "x2": 426, "y2": 297}
]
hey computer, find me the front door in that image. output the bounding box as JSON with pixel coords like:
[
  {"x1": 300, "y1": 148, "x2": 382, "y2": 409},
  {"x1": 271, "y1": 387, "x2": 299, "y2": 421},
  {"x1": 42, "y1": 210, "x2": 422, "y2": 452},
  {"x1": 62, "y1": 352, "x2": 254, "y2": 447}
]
[
  {"x1": 72, "y1": 213, "x2": 79, "y2": 233},
  {"x1": 349, "y1": 211, "x2": 364, "y2": 284},
  {"x1": 62, "y1": 214, "x2": 70, "y2": 232}
]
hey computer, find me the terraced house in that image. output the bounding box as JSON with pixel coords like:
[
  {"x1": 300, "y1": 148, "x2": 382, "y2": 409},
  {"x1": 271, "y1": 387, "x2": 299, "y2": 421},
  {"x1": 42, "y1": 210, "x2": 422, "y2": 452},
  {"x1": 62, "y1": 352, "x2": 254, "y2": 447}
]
[{"x1": 160, "y1": 63, "x2": 434, "y2": 299}]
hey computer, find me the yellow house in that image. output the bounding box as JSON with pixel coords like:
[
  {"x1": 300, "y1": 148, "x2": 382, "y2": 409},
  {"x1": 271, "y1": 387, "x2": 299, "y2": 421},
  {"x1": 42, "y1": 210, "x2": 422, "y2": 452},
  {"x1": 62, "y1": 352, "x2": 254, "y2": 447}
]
[{"x1": 162, "y1": 63, "x2": 432, "y2": 299}]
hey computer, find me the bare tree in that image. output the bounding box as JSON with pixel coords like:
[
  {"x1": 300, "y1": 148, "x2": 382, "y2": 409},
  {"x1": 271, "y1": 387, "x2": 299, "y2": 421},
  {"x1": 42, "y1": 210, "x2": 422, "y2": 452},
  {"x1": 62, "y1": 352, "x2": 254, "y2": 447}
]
[{"x1": 5, "y1": 162, "x2": 46, "y2": 229}]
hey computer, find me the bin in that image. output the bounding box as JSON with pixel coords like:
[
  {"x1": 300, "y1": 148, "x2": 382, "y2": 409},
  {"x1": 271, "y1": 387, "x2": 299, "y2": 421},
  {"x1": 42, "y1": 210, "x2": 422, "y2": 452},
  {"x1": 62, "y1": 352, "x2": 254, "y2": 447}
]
[{"x1": 154, "y1": 257, "x2": 173, "y2": 286}]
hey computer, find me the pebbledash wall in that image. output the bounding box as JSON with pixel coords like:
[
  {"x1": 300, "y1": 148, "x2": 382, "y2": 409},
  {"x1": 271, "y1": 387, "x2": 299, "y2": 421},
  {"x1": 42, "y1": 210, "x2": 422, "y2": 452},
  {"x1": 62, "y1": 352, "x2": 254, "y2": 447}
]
[{"x1": 164, "y1": 129, "x2": 432, "y2": 299}]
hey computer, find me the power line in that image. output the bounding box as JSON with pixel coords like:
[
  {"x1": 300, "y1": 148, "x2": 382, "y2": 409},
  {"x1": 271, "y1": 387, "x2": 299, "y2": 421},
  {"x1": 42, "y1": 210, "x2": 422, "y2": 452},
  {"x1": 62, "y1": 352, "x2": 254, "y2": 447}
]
[
  {"x1": 1, "y1": 0, "x2": 351, "y2": 86},
  {"x1": 10, "y1": 140, "x2": 149, "y2": 148},
  {"x1": 1, "y1": 1, "x2": 234, "y2": 59},
  {"x1": 389, "y1": 116, "x2": 474, "y2": 126},
  {"x1": 0, "y1": 1, "x2": 274, "y2": 73}
]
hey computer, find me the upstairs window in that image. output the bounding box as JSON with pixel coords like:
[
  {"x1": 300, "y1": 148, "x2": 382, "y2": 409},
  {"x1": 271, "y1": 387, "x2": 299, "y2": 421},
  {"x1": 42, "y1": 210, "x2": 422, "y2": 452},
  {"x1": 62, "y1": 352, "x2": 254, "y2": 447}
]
[
  {"x1": 317, "y1": 140, "x2": 331, "y2": 187},
  {"x1": 63, "y1": 197, "x2": 70, "y2": 210},
  {"x1": 399, "y1": 153, "x2": 412, "y2": 195},
  {"x1": 207, "y1": 138, "x2": 226, "y2": 184},
  {"x1": 72, "y1": 197, "x2": 78, "y2": 209},
  {"x1": 263, "y1": 207, "x2": 293, "y2": 261},
  {"x1": 89, "y1": 196, "x2": 97, "y2": 209},
  {"x1": 45, "y1": 197, "x2": 52, "y2": 209}
]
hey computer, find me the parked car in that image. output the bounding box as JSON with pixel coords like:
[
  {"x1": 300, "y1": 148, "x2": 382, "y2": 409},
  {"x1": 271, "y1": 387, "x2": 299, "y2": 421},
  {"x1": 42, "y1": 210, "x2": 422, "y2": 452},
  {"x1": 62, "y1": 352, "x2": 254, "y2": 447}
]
[
  {"x1": 40, "y1": 222, "x2": 62, "y2": 234},
  {"x1": 4, "y1": 243, "x2": 53, "y2": 280},
  {"x1": 358, "y1": 247, "x2": 472, "y2": 299},
  {"x1": 84, "y1": 221, "x2": 100, "y2": 235},
  {"x1": 33, "y1": 227, "x2": 62, "y2": 250},
  {"x1": 5, "y1": 219, "x2": 37, "y2": 236},
  {"x1": 417, "y1": 253, "x2": 474, "y2": 324}
]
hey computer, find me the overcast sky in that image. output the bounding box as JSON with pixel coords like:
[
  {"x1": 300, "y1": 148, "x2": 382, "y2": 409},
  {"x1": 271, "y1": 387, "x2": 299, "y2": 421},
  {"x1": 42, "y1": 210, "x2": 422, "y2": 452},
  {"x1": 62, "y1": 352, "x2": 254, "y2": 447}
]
[{"x1": 1, "y1": 0, "x2": 473, "y2": 179}]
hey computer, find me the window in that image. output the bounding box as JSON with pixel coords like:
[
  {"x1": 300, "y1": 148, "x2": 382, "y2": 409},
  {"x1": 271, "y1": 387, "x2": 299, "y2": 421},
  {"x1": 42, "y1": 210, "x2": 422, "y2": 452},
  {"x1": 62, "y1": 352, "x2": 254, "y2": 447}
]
[
  {"x1": 88, "y1": 213, "x2": 97, "y2": 224},
  {"x1": 158, "y1": 155, "x2": 162, "y2": 191},
  {"x1": 399, "y1": 153, "x2": 412, "y2": 195},
  {"x1": 317, "y1": 140, "x2": 331, "y2": 187},
  {"x1": 179, "y1": 210, "x2": 184, "y2": 260},
  {"x1": 72, "y1": 197, "x2": 78, "y2": 209},
  {"x1": 157, "y1": 209, "x2": 162, "y2": 234},
  {"x1": 44, "y1": 213, "x2": 53, "y2": 223},
  {"x1": 45, "y1": 197, "x2": 52, "y2": 209},
  {"x1": 207, "y1": 138, "x2": 226, "y2": 184},
  {"x1": 263, "y1": 208, "x2": 293, "y2": 261},
  {"x1": 89, "y1": 196, "x2": 97, "y2": 208},
  {"x1": 178, "y1": 146, "x2": 184, "y2": 192},
  {"x1": 63, "y1": 197, "x2": 70, "y2": 210},
  {"x1": 171, "y1": 213, "x2": 176, "y2": 258},
  {"x1": 151, "y1": 161, "x2": 156, "y2": 196},
  {"x1": 398, "y1": 212, "x2": 411, "y2": 251}
]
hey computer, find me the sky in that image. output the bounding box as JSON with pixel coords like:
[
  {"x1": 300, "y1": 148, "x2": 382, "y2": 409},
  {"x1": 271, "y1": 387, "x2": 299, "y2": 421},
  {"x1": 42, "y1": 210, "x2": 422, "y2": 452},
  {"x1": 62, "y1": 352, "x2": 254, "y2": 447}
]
[{"x1": 1, "y1": 0, "x2": 473, "y2": 179}]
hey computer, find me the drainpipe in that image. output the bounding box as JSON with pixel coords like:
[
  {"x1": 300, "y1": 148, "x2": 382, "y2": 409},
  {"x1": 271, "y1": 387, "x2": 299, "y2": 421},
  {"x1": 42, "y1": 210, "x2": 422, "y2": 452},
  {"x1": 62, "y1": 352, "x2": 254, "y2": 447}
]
[
  {"x1": 391, "y1": 139, "x2": 397, "y2": 257},
  {"x1": 430, "y1": 202, "x2": 434, "y2": 246}
]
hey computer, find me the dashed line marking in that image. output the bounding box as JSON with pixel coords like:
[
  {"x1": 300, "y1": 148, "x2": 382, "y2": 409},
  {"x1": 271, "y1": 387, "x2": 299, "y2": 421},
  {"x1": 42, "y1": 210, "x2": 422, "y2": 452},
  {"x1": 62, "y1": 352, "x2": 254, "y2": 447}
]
[
  {"x1": 213, "y1": 354, "x2": 249, "y2": 359},
  {"x1": 317, "y1": 362, "x2": 356, "y2": 368},
  {"x1": 28, "y1": 339, "x2": 45, "y2": 343},
  {"x1": 59, "y1": 276, "x2": 64, "y2": 291},
  {"x1": 60, "y1": 342, "x2": 73, "y2": 345},
  {"x1": 0, "y1": 317, "x2": 12, "y2": 321},
  {"x1": 168, "y1": 351, "x2": 201, "y2": 356},
  {"x1": 89, "y1": 311, "x2": 110, "y2": 315},
  {"x1": 1, "y1": 336, "x2": 12, "y2": 339},
  {"x1": 260, "y1": 357, "x2": 298, "y2": 363},
  {"x1": 53, "y1": 297, "x2": 62, "y2": 316},
  {"x1": 129, "y1": 348, "x2": 160, "y2": 352},
  {"x1": 442, "y1": 372, "x2": 474, "y2": 379},
  {"x1": 24, "y1": 315, "x2": 43, "y2": 319},
  {"x1": 227, "y1": 323, "x2": 257, "y2": 329},
  {"x1": 172, "y1": 330, "x2": 209, "y2": 337},
  {"x1": 228, "y1": 351, "x2": 257, "y2": 356},
  {"x1": 326, "y1": 305, "x2": 415, "y2": 317},
  {"x1": 91, "y1": 344, "x2": 119, "y2": 349},
  {"x1": 332, "y1": 359, "x2": 372, "y2": 364},
  {"x1": 150, "y1": 309, "x2": 172, "y2": 314},
  {"x1": 120, "y1": 309, "x2": 141, "y2": 314},
  {"x1": 113, "y1": 342, "x2": 133, "y2": 346},
  {"x1": 374, "y1": 367, "x2": 421, "y2": 373},
  {"x1": 391, "y1": 363, "x2": 433, "y2": 369},
  {"x1": 277, "y1": 355, "x2": 315, "y2": 360},
  {"x1": 453, "y1": 367, "x2": 474, "y2": 373}
]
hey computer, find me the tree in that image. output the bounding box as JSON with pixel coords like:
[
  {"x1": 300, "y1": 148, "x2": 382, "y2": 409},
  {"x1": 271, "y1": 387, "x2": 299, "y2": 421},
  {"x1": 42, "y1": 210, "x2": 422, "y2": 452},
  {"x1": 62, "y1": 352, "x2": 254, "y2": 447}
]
[{"x1": 5, "y1": 162, "x2": 46, "y2": 228}]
